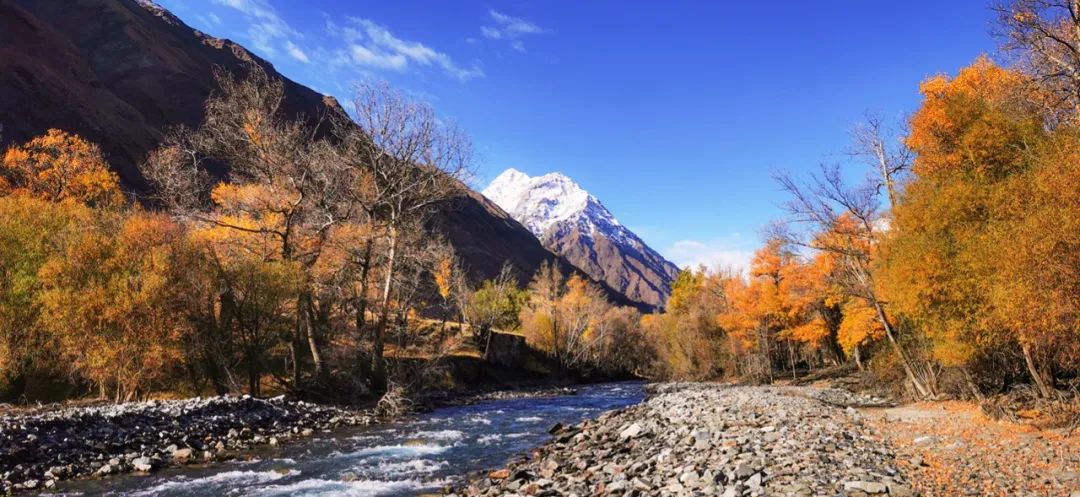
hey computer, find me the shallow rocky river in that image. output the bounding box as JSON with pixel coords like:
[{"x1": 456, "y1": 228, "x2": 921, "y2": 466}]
[{"x1": 41, "y1": 382, "x2": 645, "y2": 496}]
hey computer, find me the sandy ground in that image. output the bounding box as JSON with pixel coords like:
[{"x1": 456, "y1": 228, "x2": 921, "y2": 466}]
[{"x1": 863, "y1": 401, "x2": 1079, "y2": 497}]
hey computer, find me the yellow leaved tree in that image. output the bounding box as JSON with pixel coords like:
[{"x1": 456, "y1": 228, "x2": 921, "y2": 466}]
[{"x1": 1, "y1": 129, "x2": 122, "y2": 207}]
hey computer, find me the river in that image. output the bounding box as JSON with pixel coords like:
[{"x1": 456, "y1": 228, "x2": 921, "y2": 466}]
[{"x1": 43, "y1": 382, "x2": 645, "y2": 496}]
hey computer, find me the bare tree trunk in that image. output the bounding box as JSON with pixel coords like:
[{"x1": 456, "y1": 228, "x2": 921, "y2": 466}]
[
  {"x1": 963, "y1": 367, "x2": 984, "y2": 401},
  {"x1": 302, "y1": 294, "x2": 324, "y2": 379},
  {"x1": 371, "y1": 227, "x2": 398, "y2": 390},
  {"x1": 288, "y1": 341, "x2": 299, "y2": 386},
  {"x1": 1021, "y1": 342, "x2": 1053, "y2": 398},
  {"x1": 871, "y1": 299, "x2": 932, "y2": 398},
  {"x1": 788, "y1": 341, "x2": 797, "y2": 380},
  {"x1": 249, "y1": 368, "x2": 261, "y2": 398},
  {"x1": 482, "y1": 326, "x2": 494, "y2": 361},
  {"x1": 853, "y1": 345, "x2": 864, "y2": 371},
  {"x1": 355, "y1": 238, "x2": 373, "y2": 346}
]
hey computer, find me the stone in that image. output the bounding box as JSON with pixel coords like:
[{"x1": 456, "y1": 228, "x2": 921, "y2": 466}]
[
  {"x1": 452, "y1": 384, "x2": 920, "y2": 497},
  {"x1": 131, "y1": 457, "x2": 153, "y2": 472},
  {"x1": 171, "y1": 447, "x2": 194, "y2": 462},
  {"x1": 747, "y1": 472, "x2": 762, "y2": 488},
  {"x1": 679, "y1": 470, "x2": 700, "y2": 486},
  {"x1": 887, "y1": 483, "x2": 915, "y2": 497},
  {"x1": 844, "y1": 481, "x2": 888, "y2": 494},
  {"x1": 489, "y1": 469, "x2": 511, "y2": 479},
  {"x1": 912, "y1": 436, "x2": 936, "y2": 446},
  {"x1": 619, "y1": 423, "x2": 643, "y2": 440},
  {"x1": 606, "y1": 480, "x2": 627, "y2": 492}
]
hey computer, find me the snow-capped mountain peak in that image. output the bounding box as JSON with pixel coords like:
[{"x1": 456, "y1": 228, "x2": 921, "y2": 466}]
[
  {"x1": 483, "y1": 168, "x2": 620, "y2": 240},
  {"x1": 482, "y1": 168, "x2": 678, "y2": 309}
]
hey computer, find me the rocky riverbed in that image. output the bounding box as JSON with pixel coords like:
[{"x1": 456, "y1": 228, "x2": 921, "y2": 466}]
[
  {"x1": 0, "y1": 395, "x2": 373, "y2": 493},
  {"x1": 456, "y1": 383, "x2": 915, "y2": 497}
]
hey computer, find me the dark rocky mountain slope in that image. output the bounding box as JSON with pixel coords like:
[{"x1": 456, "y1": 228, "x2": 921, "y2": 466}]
[{"x1": 0, "y1": 0, "x2": 640, "y2": 306}]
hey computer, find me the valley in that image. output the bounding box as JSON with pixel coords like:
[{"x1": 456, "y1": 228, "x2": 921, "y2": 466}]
[{"x1": 0, "y1": 0, "x2": 1078, "y2": 496}]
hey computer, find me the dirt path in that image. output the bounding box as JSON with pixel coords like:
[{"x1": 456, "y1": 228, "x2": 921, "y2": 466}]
[{"x1": 863, "y1": 401, "x2": 1079, "y2": 497}]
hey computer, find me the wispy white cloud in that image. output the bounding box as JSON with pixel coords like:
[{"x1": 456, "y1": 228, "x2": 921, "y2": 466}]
[
  {"x1": 663, "y1": 237, "x2": 756, "y2": 275},
  {"x1": 284, "y1": 40, "x2": 309, "y2": 63},
  {"x1": 208, "y1": 0, "x2": 479, "y2": 81},
  {"x1": 348, "y1": 44, "x2": 406, "y2": 70},
  {"x1": 197, "y1": 12, "x2": 223, "y2": 28},
  {"x1": 327, "y1": 17, "x2": 483, "y2": 81},
  {"x1": 481, "y1": 10, "x2": 547, "y2": 53},
  {"x1": 212, "y1": 0, "x2": 303, "y2": 57}
]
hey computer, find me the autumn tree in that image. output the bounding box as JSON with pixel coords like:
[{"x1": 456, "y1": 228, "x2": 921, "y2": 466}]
[
  {"x1": 1, "y1": 129, "x2": 123, "y2": 207},
  {"x1": 556, "y1": 274, "x2": 610, "y2": 369},
  {"x1": 774, "y1": 162, "x2": 936, "y2": 397},
  {"x1": 779, "y1": 250, "x2": 847, "y2": 370},
  {"x1": 883, "y1": 57, "x2": 1072, "y2": 397},
  {"x1": 0, "y1": 195, "x2": 92, "y2": 395},
  {"x1": 991, "y1": 128, "x2": 1080, "y2": 392},
  {"x1": 592, "y1": 306, "x2": 649, "y2": 376},
  {"x1": 836, "y1": 299, "x2": 886, "y2": 370},
  {"x1": 520, "y1": 262, "x2": 616, "y2": 370},
  {"x1": 37, "y1": 211, "x2": 199, "y2": 401},
  {"x1": 337, "y1": 80, "x2": 471, "y2": 388},
  {"x1": 461, "y1": 263, "x2": 526, "y2": 359},
  {"x1": 520, "y1": 261, "x2": 566, "y2": 363},
  {"x1": 649, "y1": 268, "x2": 729, "y2": 380},
  {"x1": 143, "y1": 67, "x2": 355, "y2": 385},
  {"x1": 995, "y1": 0, "x2": 1080, "y2": 120}
]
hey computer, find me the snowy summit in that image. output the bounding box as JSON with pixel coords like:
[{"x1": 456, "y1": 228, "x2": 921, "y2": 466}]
[
  {"x1": 483, "y1": 168, "x2": 679, "y2": 309},
  {"x1": 482, "y1": 168, "x2": 624, "y2": 242}
]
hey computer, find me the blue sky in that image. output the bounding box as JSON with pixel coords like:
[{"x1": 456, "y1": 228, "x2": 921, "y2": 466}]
[{"x1": 158, "y1": 0, "x2": 998, "y2": 270}]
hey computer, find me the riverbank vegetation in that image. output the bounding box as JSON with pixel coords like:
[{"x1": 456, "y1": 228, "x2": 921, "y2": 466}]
[
  {"x1": 642, "y1": 1, "x2": 1079, "y2": 409},
  {"x1": 0, "y1": 66, "x2": 647, "y2": 405},
  {"x1": 0, "y1": 68, "x2": 480, "y2": 402}
]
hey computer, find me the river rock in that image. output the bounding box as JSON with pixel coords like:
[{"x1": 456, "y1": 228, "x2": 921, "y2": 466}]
[
  {"x1": 170, "y1": 448, "x2": 194, "y2": 462},
  {"x1": 845, "y1": 480, "x2": 888, "y2": 493},
  {"x1": 618, "y1": 423, "x2": 643, "y2": 440},
  {"x1": 131, "y1": 457, "x2": 153, "y2": 473}
]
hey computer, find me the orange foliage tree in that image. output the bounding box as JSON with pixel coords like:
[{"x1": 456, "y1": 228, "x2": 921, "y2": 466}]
[
  {"x1": 0, "y1": 195, "x2": 93, "y2": 393},
  {"x1": 1, "y1": 129, "x2": 122, "y2": 207},
  {"x1": 882, "y1": 57, "x2": 1077, "y2": 397},
  {"x1": 37, "y1": 211, "x2": 199, "y2": 401}
]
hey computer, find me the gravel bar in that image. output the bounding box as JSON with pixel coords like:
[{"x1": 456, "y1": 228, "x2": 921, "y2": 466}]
[{"x1": 456, "y1": 383, "x2": 915, "y2": 497}]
